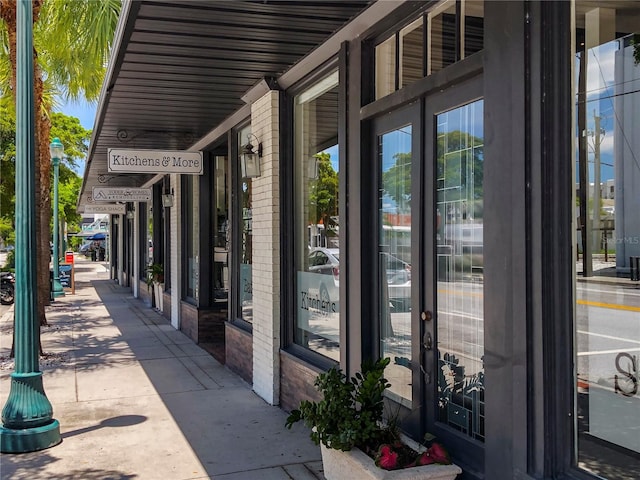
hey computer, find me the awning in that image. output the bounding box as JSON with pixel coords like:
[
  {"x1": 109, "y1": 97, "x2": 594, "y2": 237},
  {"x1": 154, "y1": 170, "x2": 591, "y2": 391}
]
[
  {"x1": 87, "y1": 232, "x2": 107, "y2": 241},
  {"x1": 78, "y1": 0, "x2": 378, "y2": 211}
]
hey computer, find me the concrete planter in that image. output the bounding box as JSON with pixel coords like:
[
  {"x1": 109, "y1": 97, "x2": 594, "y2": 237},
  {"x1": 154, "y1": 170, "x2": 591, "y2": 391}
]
[
  {"x1": 153, "y1": 282, "x2": 164, "y2": 311},
  {"x1": 321, "y1": 444, "x2": 461, "y2": 480}
]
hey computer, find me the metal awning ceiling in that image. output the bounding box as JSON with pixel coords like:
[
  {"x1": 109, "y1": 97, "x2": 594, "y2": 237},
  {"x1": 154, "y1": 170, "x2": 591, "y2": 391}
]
[{"x1": 79, "y1": 0, "x2": 376, "y2": 210}]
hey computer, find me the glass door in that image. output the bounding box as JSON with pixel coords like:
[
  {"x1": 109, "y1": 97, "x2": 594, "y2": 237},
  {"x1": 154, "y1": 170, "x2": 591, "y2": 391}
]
[
  {"x1": 424, "y1": 80, "x2": 484, "y2": 469},
  {"x1": 375, "y1": 103, "x2": 421, "y2": 418}
]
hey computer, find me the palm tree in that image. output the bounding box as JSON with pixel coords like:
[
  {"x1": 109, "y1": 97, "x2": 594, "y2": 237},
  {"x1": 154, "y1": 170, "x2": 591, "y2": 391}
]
[{"x1": 0, "y1": 0, "x2": 119, "y2": 325}]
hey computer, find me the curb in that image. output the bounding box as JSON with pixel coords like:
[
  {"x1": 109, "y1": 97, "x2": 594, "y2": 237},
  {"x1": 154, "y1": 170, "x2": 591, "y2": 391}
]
[{"x1": 577, "y1": 277, "x2": 639, "y2": 288}]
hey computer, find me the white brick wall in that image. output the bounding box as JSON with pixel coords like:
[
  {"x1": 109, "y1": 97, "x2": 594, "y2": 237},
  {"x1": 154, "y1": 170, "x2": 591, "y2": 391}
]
[{"x1": 251, "y1": 91, "x2": 281, "y2": 405}]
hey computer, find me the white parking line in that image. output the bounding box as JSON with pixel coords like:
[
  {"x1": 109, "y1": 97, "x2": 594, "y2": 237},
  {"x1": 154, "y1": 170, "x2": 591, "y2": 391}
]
[
  {"x1": 577, "y1": 347, "x2": 640, "y2": 356},
  {"x1": 577, "y1": 329, "x2": 640, "y2": 345},
  {"x1": 578, "y1": 285, "x2": 640, "y2": 297}
]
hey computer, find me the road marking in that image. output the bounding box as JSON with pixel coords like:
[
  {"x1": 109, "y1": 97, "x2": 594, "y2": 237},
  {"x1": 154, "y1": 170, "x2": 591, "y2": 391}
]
[
  {"x1": 577, "y1": 330, "x2": 640, "y2": 345},
  {"x1": 437, "y1": 288, "x2": 482, "y2": 298},
  {"x1": 577, "y1": 299, "x2": 640, "y2": 312},
  {"x1": 578, "y1": 285, "x2": 640, "y2": 297},
  {"x1": 577, "y1": 347, "x2": 640, "y2": 356}
]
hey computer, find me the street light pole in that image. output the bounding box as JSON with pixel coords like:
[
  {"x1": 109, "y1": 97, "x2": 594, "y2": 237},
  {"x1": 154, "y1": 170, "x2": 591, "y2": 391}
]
[
  {"x1": 0, "y1": 0, "x2": 61, "y2": 452},
  {"x1": 50, "y1": 138, "x2": 65, "y2": 298}
]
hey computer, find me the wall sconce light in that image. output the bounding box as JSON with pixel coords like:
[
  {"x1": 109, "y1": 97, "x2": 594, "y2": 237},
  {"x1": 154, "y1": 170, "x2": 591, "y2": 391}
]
[
  {"x1": 161, "y1": 194, "x2": 174, "y2": 208},
  {"x1": 126, "y1": 210, "x2": 134, "y2": 220},
  {"x1": 241, "y1": 133, "x2": 262, "y2": 178},
  {"x1": 309, "y1": 155, "x2": 320, "y2": 179}
]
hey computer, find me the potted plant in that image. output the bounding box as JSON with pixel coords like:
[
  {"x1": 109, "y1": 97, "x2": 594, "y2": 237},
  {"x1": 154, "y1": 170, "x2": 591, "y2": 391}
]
[
  {"x1": 285, "y1": 358, "x2": 461, "y2": 480},
  {"x1": 146, "y1": 263, "x2": 164, "y2": 310}
]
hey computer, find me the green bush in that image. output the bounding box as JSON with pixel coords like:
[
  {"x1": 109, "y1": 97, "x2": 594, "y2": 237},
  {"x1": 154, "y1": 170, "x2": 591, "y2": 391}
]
[{"x1": 285, "y1": 358, "x2": 391, "y2": 452}]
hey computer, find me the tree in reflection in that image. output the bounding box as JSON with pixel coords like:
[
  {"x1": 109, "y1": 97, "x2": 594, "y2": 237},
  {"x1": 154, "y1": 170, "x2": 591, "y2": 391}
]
[
  {"x1": 436, "y1": 130, "x2": 484, "y2": 219},
  {"x1": 382, "y1": 152, "x2": 412, "y2": 214},
  {"x1": 309, "y1": 152, "x2": 338, "y2": 233}
]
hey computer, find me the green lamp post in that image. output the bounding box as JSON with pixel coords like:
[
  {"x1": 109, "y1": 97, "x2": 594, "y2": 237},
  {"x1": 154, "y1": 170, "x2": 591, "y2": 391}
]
[
  {"x1": 0, "y1": 0, "x2": 61, "y2": 452},
  {"x1": 50, "y1": 137, "x2": 65, "y2": 298}
]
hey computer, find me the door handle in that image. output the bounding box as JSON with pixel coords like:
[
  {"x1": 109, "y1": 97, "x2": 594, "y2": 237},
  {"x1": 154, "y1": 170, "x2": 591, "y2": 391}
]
[
  {"x1": 422, "y1": 332, "x2": 433, "y2": 384},
  {"x1": 424, "y1": 331, "x2": 433, "y2": 351}
]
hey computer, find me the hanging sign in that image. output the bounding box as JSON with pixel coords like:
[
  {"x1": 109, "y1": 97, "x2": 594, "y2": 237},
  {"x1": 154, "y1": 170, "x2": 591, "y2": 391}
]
[
  {"x1": 92, "y1": 187, "x2": 152, "y2": 202},
  {"x1": 84, "y1": 204, "x2": 127, "y2": 214},
  {"x1": 107, "y1": 148, "x2": 203, "y2": 175}
]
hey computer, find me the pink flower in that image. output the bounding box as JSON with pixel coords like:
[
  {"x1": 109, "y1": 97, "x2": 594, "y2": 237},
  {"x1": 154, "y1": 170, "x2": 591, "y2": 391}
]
[
  {"x1": 376, "y1": 444, "x2": 399, "y2": 470},
  {"x1": 427, "y1": 443, "x2": 451, "y2": 465},
  {"x1": 416, "y1": 451, "x2": 435, "y2": 466}
]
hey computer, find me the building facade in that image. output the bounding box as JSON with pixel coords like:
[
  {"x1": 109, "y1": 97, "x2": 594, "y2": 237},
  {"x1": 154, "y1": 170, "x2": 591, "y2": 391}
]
[{"x1": 78, "y1": 2, "x2": 640, "y2": 479}]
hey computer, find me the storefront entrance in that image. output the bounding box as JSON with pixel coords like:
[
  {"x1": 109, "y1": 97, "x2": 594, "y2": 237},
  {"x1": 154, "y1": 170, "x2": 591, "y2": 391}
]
[{"x1": 374, "y1": 77, "x2": 484, "y2": 473}]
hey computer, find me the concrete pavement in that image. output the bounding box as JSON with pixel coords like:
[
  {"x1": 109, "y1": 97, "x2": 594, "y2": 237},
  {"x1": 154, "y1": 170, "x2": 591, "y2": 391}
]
[{"x1": 0, "y1": 256, "x2": 323, "y2": 479}]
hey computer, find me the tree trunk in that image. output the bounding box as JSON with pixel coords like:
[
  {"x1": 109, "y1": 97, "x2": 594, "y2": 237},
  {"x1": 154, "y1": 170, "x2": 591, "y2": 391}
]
[{"x1": 35, "y1": 62, "x2": 52, "y2": 327}]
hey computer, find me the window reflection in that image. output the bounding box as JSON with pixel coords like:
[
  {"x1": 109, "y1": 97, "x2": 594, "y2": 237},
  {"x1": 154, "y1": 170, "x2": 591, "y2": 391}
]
[
  {"x1": 464, "y1": 1, "x2": 484, "y2": 57},
  {"x1": 436, "y1": 100, "x2": 484, "y2": 442},
  {"x1": 376, "y1": 35, "x2": 396, "y2": 100},
  {"x1": 239, "y1": 126, "x2": 253, "y2": 323},
  {"x1": 374, "y1": 1, "x2": 484, "y2": 100},
  {"x1": 184, "y1": 175, "x2": 199, "y2": 301},
  {"x1": 429, "y1": 0, "x2": 457, "y2": 75},
  {"x1": 400, "y1": 19, "x2": 424, "y2": 88},
  {"x1": 379, "y1": 125, "x2": 413, "y2": 406},
  {"x1": 573, "y1": 3, "x2": 640, "y2": 477},
  {"x1": 146, "y1": 201, "x2": 153, "y2": 268},
  {"x1": 294, "y1": 70, "x2": 340, "y2": 360},
  {"x1": 212, "y1": 155, "x2": 228, "y2": 304}
]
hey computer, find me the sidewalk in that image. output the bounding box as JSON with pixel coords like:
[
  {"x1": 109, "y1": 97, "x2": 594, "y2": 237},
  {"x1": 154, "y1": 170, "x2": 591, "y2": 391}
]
[{"x1": 0, "y1": 256, "x2": 323, "y2": 480}]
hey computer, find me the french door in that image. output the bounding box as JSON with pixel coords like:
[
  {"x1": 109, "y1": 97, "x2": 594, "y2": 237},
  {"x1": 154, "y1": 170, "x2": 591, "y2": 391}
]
[{"x1": 374, "y1": 77, "x2": 485, "y2": 471}]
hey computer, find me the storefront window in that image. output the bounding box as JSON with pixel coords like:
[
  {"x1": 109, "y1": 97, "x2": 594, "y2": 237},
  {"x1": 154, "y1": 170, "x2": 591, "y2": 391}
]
[
  {"x1": 374, "y1": 1, "x2": 484, "y2": 100},
  {"x1": 376, "y1": 35, "x2": 396, "y2": 100},
  {"x1": 573, "y1": 3, "x2": 640, "y2": 478},
  {"x1": 212, "y1": 155, "x2": 229, "y2": 304},
  {"x1": 400, "y1": 19, "x2": 424, "y2": 89},
  {"x1": 293, "y1": 70, "x2": 340, "y2": 361},
  {"x1": 239, "y1": 126, "x2": 253, "y2": 323},
  {"x1": 137, "y1": 204, "x2": 149, "y2": 277},
  {"x1": 429, "y1": 0, "x2": 457, "y2": 74},
  {"x1": 184, "y1": 175, "x2": 199, "y2": 301},
  {"x1": 146, "y1": 201, "x2": 153, "y2": 268},
  {"x1": 464, "y1": 1, "x2": 484, "y2": 58}
]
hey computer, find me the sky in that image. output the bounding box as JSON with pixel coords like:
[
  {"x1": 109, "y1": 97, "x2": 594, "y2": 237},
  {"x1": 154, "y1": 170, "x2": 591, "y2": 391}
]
[
  {"x1": 56, "y1": 97, "x2": 97, "y2": 131},
  {"x1": 54, "y1": 98, "x2": 97, "y2": 174}
]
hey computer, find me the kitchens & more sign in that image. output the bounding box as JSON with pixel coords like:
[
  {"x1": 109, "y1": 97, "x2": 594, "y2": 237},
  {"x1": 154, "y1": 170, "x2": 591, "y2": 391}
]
[{"x1": 108, "y1": 149, "x2": 203, "y2": 175}]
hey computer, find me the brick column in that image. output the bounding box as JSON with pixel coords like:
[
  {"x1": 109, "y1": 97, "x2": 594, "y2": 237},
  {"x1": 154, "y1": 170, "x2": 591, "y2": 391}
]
[{"x1": 251, "y1": 91, "x2": 280, "y2": 404}]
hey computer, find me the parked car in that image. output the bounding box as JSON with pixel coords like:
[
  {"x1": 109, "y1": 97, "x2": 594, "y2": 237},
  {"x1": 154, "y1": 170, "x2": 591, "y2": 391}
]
[
  {"x1": 308, "y1": 247, "x2": 340, "y2": 286},
  {"x1": 381, "y1": 252, "x2": 411, "y2": 285},
  {"x1": 307, "y1": 248, "x2": 340, "y2": 308},
  {"x1": 381, "y1": 253, "x2": 411, "y2": 312},
  {"x1": 307, "y1": 248, "x2": 411, "y2": 312}
]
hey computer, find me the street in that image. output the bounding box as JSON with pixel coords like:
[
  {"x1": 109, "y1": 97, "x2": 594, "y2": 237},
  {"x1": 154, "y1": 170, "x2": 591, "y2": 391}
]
[
  {"x1": 576, "y1": 280, "x2": 640, "y2": 390},
  {"x1": 576, "y1": 278, "x2": 640, "y2": 455}
]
